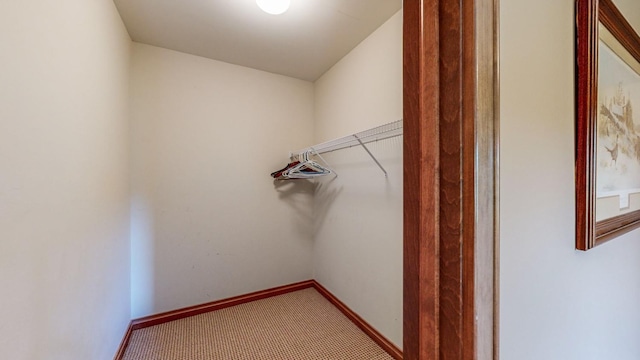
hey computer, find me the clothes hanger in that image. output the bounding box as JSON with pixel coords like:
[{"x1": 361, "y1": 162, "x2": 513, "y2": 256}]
[
  {"x1": 270, "y1": 159, "x2": 300, "y2": 179},
  {"x1": 279, "y1": 151, "x2": 333, "y2": 179}
]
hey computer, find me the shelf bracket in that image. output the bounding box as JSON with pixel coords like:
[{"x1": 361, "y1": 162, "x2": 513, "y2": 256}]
[{"x1": 354, "y1": 134, "x2": 387, "y2": 177}]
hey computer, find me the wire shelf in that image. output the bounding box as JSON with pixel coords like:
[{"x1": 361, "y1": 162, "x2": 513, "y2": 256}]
[
  {"x1": 292, "y1": 119, "x2": 403, "y2": 157},
  {"x1": 288, "y1": 119, "x2": 403, "y2": 177}
]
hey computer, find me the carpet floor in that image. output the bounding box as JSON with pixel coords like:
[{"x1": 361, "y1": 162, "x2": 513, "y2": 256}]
[{"x1": 121, "y1": 288, "x2": 395, "y2": 360}]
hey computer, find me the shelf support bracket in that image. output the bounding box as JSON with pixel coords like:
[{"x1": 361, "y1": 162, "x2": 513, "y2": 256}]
[{"x1": 354, "y1": 134, "x2": 387, "y2": 177}]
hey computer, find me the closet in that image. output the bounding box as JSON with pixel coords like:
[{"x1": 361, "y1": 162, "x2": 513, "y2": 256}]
[{"x1": 126, "y1": 0, "x2": 403, "y2": 352}]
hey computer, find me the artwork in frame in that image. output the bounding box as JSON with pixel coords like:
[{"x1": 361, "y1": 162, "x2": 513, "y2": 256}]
[{"x1": 576, "y1": 0, "x2": 640, "y2": 250}]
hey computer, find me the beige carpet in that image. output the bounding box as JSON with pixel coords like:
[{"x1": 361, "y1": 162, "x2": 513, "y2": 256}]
[{"x1": 122, "y1": 288, "x2": 395, "y2": 360}]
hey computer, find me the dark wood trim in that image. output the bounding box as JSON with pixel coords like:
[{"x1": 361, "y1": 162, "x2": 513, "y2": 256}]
[
  {"x1": 439, "y1": 0, "x2": 466, "y2": 357},
  {"x1": 596, "y1": 209, "x2": 640, "y2": 242},
  {"x1": 129, "y1": 280, "x2": 314, "y2": 330},
  {"x1": 311, "y1": 281, "x2": 403, "y2": 360},
  {"x1": 403, "y1": 0, "x2": 440, "y2": 357},
  {"x1": 113, "y1": 322, "x2": 133, "y2": 360},
  {"x1": 575, "y1": 0, "x2": 600, "y2": 250},
  {"x1": 403, "y1": 0, "x2": 498, "y2": 359}
]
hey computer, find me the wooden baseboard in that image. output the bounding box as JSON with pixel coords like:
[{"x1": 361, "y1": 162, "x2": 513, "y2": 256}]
[
  {"x1": 311, "y1": 280, "x2": 403, "y2": 360},
  {"x1": 130, "y1": 280, "x2": 315, "y2": 330},
  {"x1": 113, "y1": 322, "x2": 133, "y2": 360},
  {"x1": 114, "y1": 279, "x2": 402, "y2": 359}
]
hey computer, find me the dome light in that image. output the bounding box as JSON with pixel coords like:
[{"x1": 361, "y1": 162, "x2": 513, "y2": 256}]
[{"x1": 256, "y1": 0, "x2": 290, "y2": 15}]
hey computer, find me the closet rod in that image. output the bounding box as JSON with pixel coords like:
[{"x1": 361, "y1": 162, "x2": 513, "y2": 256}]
[{"x1": 291, "y1": 119, "x2": 403, "y2": 159}]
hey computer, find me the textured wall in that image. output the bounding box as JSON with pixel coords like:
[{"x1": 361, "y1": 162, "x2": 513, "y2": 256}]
[
  {"x1": 500, "y1": 0, "x2": 640, "y2": 358},
  {"x1": 0, "y1": 0, "x2": 132, "y2": 359},
  {"x1": 129, "y1": 43, "x2": 315, "y2": 318},
  {"x1": 312, "y1": 11, "x2": 403, "y2": 347}
]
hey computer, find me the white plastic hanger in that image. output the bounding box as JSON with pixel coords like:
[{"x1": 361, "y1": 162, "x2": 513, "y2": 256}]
[{"x1": 281, "y1": 151, "x2": 333, "y2": 179}]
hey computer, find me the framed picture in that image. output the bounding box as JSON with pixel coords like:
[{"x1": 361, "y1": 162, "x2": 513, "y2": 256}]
[{"x1": 576, "y1": 0, "x2": 640, "y2": 250}]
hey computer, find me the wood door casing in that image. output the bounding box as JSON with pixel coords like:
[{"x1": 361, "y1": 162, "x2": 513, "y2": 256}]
[{"x1": 403, "y1": 0, "x2": 498, "y2": 359}]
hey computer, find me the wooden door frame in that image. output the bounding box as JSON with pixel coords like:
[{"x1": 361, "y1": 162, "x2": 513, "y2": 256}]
[{"x1": 403, "y1": 0, "x2": 499, "y2": 359}]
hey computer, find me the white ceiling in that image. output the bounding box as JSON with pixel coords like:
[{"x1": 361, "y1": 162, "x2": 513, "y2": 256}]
[{"x1": 113, "y1": 0, "x2": 402, "y2": 81}]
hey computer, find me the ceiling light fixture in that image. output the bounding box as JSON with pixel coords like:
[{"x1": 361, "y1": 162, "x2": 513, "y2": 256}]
[{"x1": 256, "y1": 0, "x2": 290, "y2": 15}]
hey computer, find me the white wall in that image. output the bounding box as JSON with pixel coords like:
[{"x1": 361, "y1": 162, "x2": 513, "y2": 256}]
[
  {"x1": 500, "y1": 0, "x2": 640, "y2": 359},
  {"x1": 0, "y1": 1, "x2": 131, "y2": 359},
  {"x1": 129, "y1": 43, "x2": 315, "y2": 317},
  {"x1": 312, "y1": 11, "x2": 403, "y2": 347}
]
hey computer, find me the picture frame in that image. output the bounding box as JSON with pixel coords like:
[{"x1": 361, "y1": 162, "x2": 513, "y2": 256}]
[{"x1": 576, "y1": 0, "x2": 640, "y2": 250}]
